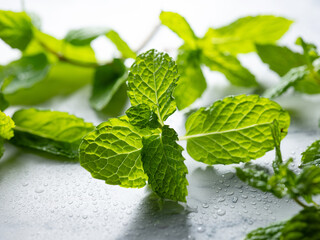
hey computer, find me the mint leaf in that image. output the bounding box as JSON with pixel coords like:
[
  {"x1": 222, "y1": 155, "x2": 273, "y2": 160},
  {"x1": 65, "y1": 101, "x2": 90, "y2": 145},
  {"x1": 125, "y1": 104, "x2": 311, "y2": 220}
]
[
  {"x1": 90, "y1": 59, "x2": 126, "y2": 111},
  {"x1": 301, "y1": 139, "x2": 320, "y2": 167},
  {"x1": 201, "y1": 48, "x2": 257, "y2": 87},
  {"x1": 127, "y1": 49, "x2": 179, "y2": 124},
  {"x1": 281, "y1": 207, "x2": 320, "y2": 240},
  {"x1": 105, "y1": 30, "x2": 136, "y2": 59},
  {"x1": 204, "y1": 15, "x2": 293, "y2": 55},
  {"x1": 296, "y1": 37, "x2": 319, "y2": 66},
  {"x1": 0, "y1": 111, "x2": 14, "y2": 140},
  {"x1": 160, "y1": 11, "x2": 197, "y2": 48},
  {"x1": 142, "y1": 126, "x2": 188, "y2": 202},
  {"x1": 174, "y1": 48, "x2": 206, "y2": 110},
  {"x1": 0, "y1": 10, "x2": 33, "y2": 50},
  {"x1": 245, "y1": 222, "x2": 285, "y2": 240},
  {"x1": 126, "y1": 104, "x2": 160, "y2": 129},
  {"x1": 11, "y1": 108, "x2": 94, "y2": 158},
  {"x1": 263, "y1": 66, "x2": 309, "y2": 99},
  {"x1": 64, "y1": 27, "x2": 108, "y2": 46},
  {"x1": 256, "y1": 44, "x2": 306, "y2": 76},
  {"x1": 0, "y1": 93, "x2": 9, "y2": 111},
  {"x1": 1, "y1": 53, "x2": 50, "y2": 94},
  {"x1": 79, "y1": 117, "x2": 150, "y2": 188},
  {"x1": 183, "y1": 95, "x2": 290, "y2": 164}
]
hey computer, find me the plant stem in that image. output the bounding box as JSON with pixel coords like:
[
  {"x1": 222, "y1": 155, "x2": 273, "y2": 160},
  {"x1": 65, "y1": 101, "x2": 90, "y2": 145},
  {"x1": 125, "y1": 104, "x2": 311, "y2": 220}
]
[
  {"x1": 136, "y1": 23, "x2": 161, "y2": 53},
  {"x1": 293, "y1": 197, "x2": 308, "y2": 208},
  {"x1": 36, "y1": 39, "x2": 102, "y2": 68}
]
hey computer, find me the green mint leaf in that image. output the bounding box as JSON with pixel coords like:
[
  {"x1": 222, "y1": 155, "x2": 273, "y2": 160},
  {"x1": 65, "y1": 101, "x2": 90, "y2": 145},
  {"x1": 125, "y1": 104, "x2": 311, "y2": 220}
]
[
  {"x1": 127, "y1": 49, "x2": 179, "y2": 124},
  {"x1": 0, "y1": 92, "x2": 9, "y2": 111},
  {"x1": 79, "y1": 117, "x2": 150, "y2": 188},
  {"x1": 281, "y1": 207, "x2": 320, "y2": 240},
  {"x1": 263, "y1": 66, "x2": 309, "y2": 99},
  {"x1": 301, "y1": 139, "x2": 320, "y2": 167},
  {"x1": 10, "y1": 108, "x2": 94, "y2": 158},
  {"x1": 5, "y1": 62, "x2": 94, "y2": 105},
  {"x1": 270, "y1": 120, "x2": 283, "y2": 173},
  {"x1": 204, "y1": 15, "x2": 293, "y2": 55},
  {"x1": 174, "y1": 48, "x2": 206, "y2": 110},
  {"x1": 126, "y1": 104, "x2": 160, "y2": 129},
  {"x1": 160, "y1": 11, "x2": 197, "y2": 48},
  {"x1": 294, "y1": 166, "x2": 320, "y2": 203},
  {"x1": 183, "y1": 95, "x2": 290, "y2": 165},
  {"x1": 105, "y1": 30, "x2": 136, "y2": 59},
  {"x1": 296, "y1": 37, "x2": 319, "y2": 66},
  {"x1": 256, "y1": 44, "x2": 306, "y2": 76},
  {"x1": 90, "y1": 59, "x2": 127, "y2": 111},
  {"x1": 201, "y1": 48, "x2": 257, "y2": 87},
  {"x1": 0, "y1": 10, "x2": 33, "y2": 50},
  {"x1": 0, "y1": 111, "x2": 15, "y2": 140},
  {"x1": 1, "y1": 53, "x2": 50, "y2": 94},
  {"x1": 293, "y1": 69, "x2": 320, "y2": 94},
  {"x1": 64, "y1": 27, "x2": 108, "y2": 46},
  {"x1": 245, "y1": 221, "x2": 285, "y2": 240},
  {"x1": 141, "y1": 126, "x2": 188, "y2": 202}
]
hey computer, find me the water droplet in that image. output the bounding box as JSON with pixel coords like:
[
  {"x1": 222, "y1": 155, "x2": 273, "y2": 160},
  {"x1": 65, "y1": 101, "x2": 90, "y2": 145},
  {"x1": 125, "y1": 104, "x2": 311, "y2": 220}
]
[
  {"x1": 232, "y1": 197, "x2": 238, "y2": 203},
  {"x1": 217, "y1": 209, "x2": 226, "y2": 216},
  {"x1": 35, "y1": 188, "x2": 44, "y2": 193},
  {"x1": 197, "y1": 226, "x2": 206, "y2": 233},
  {"x1": 202, "y1": 203, "x2": 209, "y2": 208},
  {"x1": 22, "y1": 182, "x2": 29, "y2": 187},
  {"x1": 82, "y1": 215, "x2": 88, "y2": 219}
]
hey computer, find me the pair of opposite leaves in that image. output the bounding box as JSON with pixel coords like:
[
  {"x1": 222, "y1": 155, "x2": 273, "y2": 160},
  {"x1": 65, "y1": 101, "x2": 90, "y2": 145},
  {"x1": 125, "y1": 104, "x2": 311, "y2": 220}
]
[{"x1": 79, "y1": 49, "x2": 290, "y2": 202}]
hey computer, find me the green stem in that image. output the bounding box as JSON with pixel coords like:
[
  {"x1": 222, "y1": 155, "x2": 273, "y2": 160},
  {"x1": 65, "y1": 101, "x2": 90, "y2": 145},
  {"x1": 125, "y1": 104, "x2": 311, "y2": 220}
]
[{"x1": 293, "y1": 197, "x2": 308, "y2": 208}]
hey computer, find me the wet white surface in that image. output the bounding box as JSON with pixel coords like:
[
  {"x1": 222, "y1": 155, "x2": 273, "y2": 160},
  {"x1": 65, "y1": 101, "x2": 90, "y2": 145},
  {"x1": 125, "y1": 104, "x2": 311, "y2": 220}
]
[{"x1": 0, "y1": 1, "x2": 320, "y2": 239}]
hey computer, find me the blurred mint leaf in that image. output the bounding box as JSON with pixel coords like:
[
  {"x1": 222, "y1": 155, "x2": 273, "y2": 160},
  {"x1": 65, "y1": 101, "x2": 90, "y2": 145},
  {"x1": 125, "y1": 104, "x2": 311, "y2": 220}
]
[
  {"x1": 256, "y1": 44, "x2": 306, "y2": 76},
  {"x1": 90, "y1": 59, "x2": 126, "y2": 111},
  {"x1": 79, "y1": 117, "x2": 151, "y2": 188},
  {"x1": 245, "y1": 221, "x2": 285, "y2": 240},
  {"x1": 201, "y1": 48, "x2": 257, "y2": 87},
  {"x1": 105, "y1": 30, "x2": 136, "y2": 59},
  {"x1": 0, "y1": 10, "x2": 33, "y2": 50},
  {"x1": 126, "y1": 104, "x2": 160, "y2": 129},
  {"x1": 1, "y1": 53, "x2": 50, "y2": 94},
  {"x1": 301, "y1": 139, "x2": 320, "y2": 167},
  {"x1": 142, "y1": 126, "x2": 188, "y2": 202},
  {"x1": 64, "y1": 27, "x2": 108, "y2": 46},
  {"x1": 0, "y1": 111, "x2": 14, "y2": 140},
  {"x1": 203, "y1": 15, "x2": 293, "y2": 55},
  {"x1": 183, "y1": 95, "x2": 290, "y2": 165},
  {"x1": 160, "y1": 11, "x2": 197, "y2": 48},
  {"x1": 11, "y1": 108, "x2": 94, "y2": 158},
  {"x1": 0, "y1": 93, "x2": 9, "y2": 111},
  {"x1": 127, "y1": 49, "x2": 179, "y2": 124},
  {"x1": 174, "y1": 48, "x2": 206, "y2": 110}
]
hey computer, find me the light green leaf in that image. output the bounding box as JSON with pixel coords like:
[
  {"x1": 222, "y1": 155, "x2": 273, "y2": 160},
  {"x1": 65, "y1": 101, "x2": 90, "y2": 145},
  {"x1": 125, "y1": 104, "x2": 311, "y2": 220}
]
[
  {"x1": 64, "y1": 27, "x2": 108, "y2": 46},
  {"x1": 142, "y1": 126, "x2": 188, "y2": 202},
  {"x1": 79, "y1": 117, "x2": 150, "y2": 188},
  {"x1": 201, "y1": 48, "x2": 257, "y2": 87},
  {"x1": 294, "y1": 166, "x2": 320, "y2": 202},
  {"x1": 281, "y1": 207, "x2": 320, "y2": 240},
  {"x1": 0, "y1": 10, "x2": 33, "y2": 50},
  {"x1": 301, "y1": 139, "x2": 320, "y2": 167},
  {"x1": 270, "y1": 120, "x2": 283, "y2": 173},
  {"x1": 183, "y1": 95, "x2": 290, "y2": 165},
  {"x1": 5, "y1": 62, "x2": 94, "y2": 105},
  {"x1": 0, "y1": 111, "x2": 14, "y2": 140},
  {"x1": 126, "y1": 104, "x2": 160, "y2": 129},
  {"x1": 296, "y1": 37, "x2": 319, "y2": 65},
  {"x1": 256, "y1": 44, "x2": 306, "y2": 76},
  {"x1": 204, "y1": 15, "x2": 293, "y2": 55},
  {"x1": 160, "y1": 11, "x2": 197, "y2": 48},
  {"x1": 127, "y1": 49, "x2": 179, "y2": 124},
  {"x1": 174, "y1": 48, "x2": 207, "y2": 110},
  {"x1": 245, "y1": 221, "x2": 285, "y2": 240},
  {"x1": 1, "y1": 53, "x2": 50, "y2": 94},
  {"x1": 11, "y1": 108, "x2": 94, "y2": 158},
  {"x1": 263, "y1": 66, "x2": 309, "y2": 99},
  {"x1": 90, "y1": 59, "x2": 127, "y2": 111},
  {"x1": 105, "y1": 30, "x2": 136, "y2": 59}
]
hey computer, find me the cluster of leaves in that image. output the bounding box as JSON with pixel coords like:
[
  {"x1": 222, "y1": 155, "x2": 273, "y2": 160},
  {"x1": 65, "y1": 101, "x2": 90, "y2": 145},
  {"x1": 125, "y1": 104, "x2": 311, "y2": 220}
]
[
  {"x1": 236, "y1": 121, "x2": 320, "y2": 239},
  {"x1": 0, "y1": 10, "x2": 136, "y2": 112},
  {"x1": 160, "y1": 11, "x2": 293, "y2": 109},
  {"x1": 79, "y1": 49, "x2": 290, "y2": 202},
  {"x1": 258, "y1": 37, "x2": 320, "y2": 98}
]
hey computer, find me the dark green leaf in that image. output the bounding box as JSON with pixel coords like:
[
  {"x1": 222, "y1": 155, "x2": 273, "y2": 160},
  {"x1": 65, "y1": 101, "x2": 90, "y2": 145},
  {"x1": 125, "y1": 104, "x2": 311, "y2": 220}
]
[
  {"x1": 270, "y1": 120, "x2": 283, "y2": 173},
  {"x1": 142, "y1": 126, "x2": 188, "y2": 202},
  {"x1": 256, "y1": 44, "x2": 306, "y2": 76},
  {"x1": 11, "y1": 108, "x2": 94, "y2": 158},
  {"x1": 90, "y1": 59, "x2": 126, "y2": 111},
  {"x1": 0, "y1": 10, "x2": 33, "y2": 50},
  {"x1": 126, "y1": 104, "x2": 160, "y2": 129},
  {"x1": 245, "y1": 221, "x2": 285, "y2": 240},
  {"x1": 1, "y1": 53, "x2": 50, "y2": 94},
  {"x1": 301, "y1": 139, "x2": 320, "y2": 167}
]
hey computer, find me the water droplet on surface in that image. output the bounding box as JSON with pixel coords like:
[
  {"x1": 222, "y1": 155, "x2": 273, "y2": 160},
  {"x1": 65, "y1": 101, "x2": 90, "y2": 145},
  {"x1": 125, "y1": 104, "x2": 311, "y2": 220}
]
[
  {"x1": 35, "y1": 188, "x2": 44, "y2": 193},
  {"x1": 197, "y1": 226, "x2": 206, "y2": 233},
  {"x1": 217, "y1": 209, "x2": 226, "y2": 216},
  {"x1": 202, "y1": 203, "x2": 209, "y2": 208},
  {"x1": 22, "y1": 182, "x2": 29, "y2": 187},
  {"x1": 232, "y1": 197, "x2": 238, "y2": 203}
]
